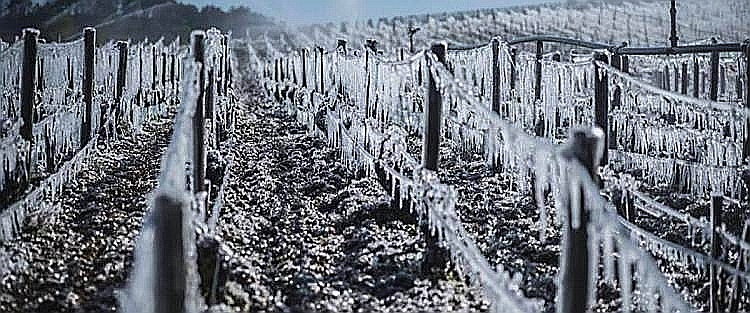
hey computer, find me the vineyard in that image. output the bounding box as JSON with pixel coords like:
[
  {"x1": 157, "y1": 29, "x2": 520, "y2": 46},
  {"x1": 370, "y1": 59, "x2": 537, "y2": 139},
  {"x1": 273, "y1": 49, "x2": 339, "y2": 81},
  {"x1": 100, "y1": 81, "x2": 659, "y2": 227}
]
[{"x1": 0, "y1": 0, "x2": 749, "y2": 312}]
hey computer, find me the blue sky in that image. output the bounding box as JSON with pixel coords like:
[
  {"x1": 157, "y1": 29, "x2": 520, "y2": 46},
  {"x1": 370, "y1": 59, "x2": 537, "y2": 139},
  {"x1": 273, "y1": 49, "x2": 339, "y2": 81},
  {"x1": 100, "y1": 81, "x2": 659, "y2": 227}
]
[{"x1": 181, "y1": 0, "x2": 558, "y2": 25}]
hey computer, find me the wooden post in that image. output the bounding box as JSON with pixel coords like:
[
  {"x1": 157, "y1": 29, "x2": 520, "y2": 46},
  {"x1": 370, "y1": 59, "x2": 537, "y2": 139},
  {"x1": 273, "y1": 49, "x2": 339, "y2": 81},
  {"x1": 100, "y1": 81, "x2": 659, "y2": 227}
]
[
  {"x1": 535, "y1": 40, "x2": 543, "y2": 102},
  {"x1": 681, "y1": 61, "x2": 689, "y2": 95},
  {"x1": 152, "y1": 45, "x2": 158, "y2": 92},
  {"x1": 664, "y1": 64, "x2": 671, "y2": 91},
  {"x1": 669, "y1": 0, "x2": 678, "y2": 48},
  {"x1": 161, "y1": 51, "x2": 167, "y2": 89},
  {"x1": 594, "y1": 52, "x2": 609, "y2": 165},
  {"x1": 729, "y1": 220, "x2": 749, "y2": 312},
  {"x1": 192, "y1": 31, "x2": 207, "y2": 194},
  {"x1": 152, "y1": 193, "x2": 187, "y2": 313},
  {"x1": 81, "y1": 27, "x2": 95, "y2": 145},
  {"x1": 20, "y1": 28, "x2": 38, "y2": 143},
  {"x1": 491, "y1": 38, "x2": 501, "y2": 114},
  {"x1": 709, "y1": 194, "x2": 723, "y2": 313},
  {"x1": 421, "y1": 42, "x2": 448, "y2": 272},
  {"x1": 170, "y1": 53, "x2": 176, "y2": 90},
  {"x1": 224, "y1": 34, "x2": 231, "y2": 94},
  {"x1": 318, "y1": 47, "x2": 325, "y2": 94},
  {"x1": 510, "y1": 47, "x2": 517, "y2": 103},
  {"x1": 694, "y1": 56, "x2": 700, "y2": 98},
  {"x1": 559, "y1": 128, "x2": 604, "y2": 313},
  {"x1": 710, "y1": 38, "x2": 720, "y2": 101},
  {"x1": 206, "y1": 66, "x2": 214, "y2": 120},
  {"x1": 301, "y1": 48, "x2": 307, "y2": 88},
  {"x1": 67, "y1": 56, "x2": 73, "y2": 91},
  {"x1": 399, "y1": 47, "x2": 405, "y2": 61},
  {"x1": 116, "y1": 41, "x2": 128, "y2": 119},
  {"x1": 37, "y1": 57, "x2": 44, "y2": 92},
  {"x1": 743, "y1": 44, "x2": 750, "y2": 161},
  {"x1": 621, "y1": 55, "x2": 629, "y2": 73}
]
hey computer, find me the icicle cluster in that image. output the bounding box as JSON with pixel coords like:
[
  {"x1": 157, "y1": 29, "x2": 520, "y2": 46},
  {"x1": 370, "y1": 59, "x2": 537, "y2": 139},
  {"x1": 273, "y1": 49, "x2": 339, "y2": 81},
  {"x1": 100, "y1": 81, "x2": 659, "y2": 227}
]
[
  {"x1": 601, "y1": 61, "x2": 746, "y2": 198},
  {"x1": 263, "y1": 27, "x2": 750, "y2": 310}
]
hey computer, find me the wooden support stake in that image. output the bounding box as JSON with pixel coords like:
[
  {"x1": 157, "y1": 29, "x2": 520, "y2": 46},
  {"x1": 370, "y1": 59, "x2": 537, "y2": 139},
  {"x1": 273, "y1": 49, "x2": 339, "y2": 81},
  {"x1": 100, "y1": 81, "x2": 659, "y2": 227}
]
[
  {"x1": 192, "y1": 31, "x2": 207, "y2": 194},
  {"x1": 421, "y1": 42, "x2": 448, "y2": 272},
  {"x1": 534, "y1": 40, "x2": 543, "y2": 102},
  {"x1": 559, "y1": 128, "x2": 604, "y2": 313},
  {"x1": 116, "y1": 41, "x2": 128, "y2": 120},
  {"x1": 709, "y1": 194, "x2": 723, "y2": 313},
  {"x1": 729, "y1": 220, "x2": 749, "y2": 312},
  {"x1": 20, "y1": 28, "x2": 39, "y2": 143},
  {"x1": 153, "y1": 194, "x2": 187, "y2": 313},
  {"x1": 710, "y1": 38, "x2": 720, "y2": 101},
  {"x1": 594, "y1": 52, "x2": 609, "y2": 165},
  {"x1": 81, "y1": 27, "x2": 95, "y2": 145},
  {"x1": 681, "y1": 61, "x2": 689, "y2": 95},
  {"x1": 301, "y1": 48, "x2": 308, "y2": 88},
  {"x1": 491, "y1": 38, "x2": 501, "y2": 114}
]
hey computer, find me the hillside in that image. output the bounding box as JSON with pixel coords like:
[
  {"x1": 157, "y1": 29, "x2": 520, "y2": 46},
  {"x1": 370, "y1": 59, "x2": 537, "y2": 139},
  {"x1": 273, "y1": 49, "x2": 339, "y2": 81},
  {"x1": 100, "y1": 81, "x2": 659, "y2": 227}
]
[{"x1": 0, "y1": 0, "x2": 277, "y2": 43}]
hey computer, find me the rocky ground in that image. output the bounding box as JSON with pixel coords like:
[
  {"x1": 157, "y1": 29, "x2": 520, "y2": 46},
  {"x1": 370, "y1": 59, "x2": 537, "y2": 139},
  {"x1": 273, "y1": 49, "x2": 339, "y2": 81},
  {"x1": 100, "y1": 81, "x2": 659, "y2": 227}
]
[
  {"x1": 213, "y1": 80, "x2": 488, "y2": 312},
  {"x1": 0, "y1": 116, "x2": 173, "y2": 312}
]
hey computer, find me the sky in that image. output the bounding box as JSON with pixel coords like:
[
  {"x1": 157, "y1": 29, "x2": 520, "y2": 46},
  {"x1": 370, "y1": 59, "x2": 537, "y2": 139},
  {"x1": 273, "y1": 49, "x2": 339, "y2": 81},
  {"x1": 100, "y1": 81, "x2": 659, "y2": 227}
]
[{"x1": 182, "y1": 0, "x2": 558, "y2": 25}]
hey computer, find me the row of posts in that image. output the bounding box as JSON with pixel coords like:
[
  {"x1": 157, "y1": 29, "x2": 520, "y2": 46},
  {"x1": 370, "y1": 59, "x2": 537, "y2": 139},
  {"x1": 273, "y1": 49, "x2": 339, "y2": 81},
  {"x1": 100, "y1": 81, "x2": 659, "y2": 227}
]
[
  {"x1": 266, "y1": 35, "x2": 750, "y2": 313},
  {"x1": 20, "y1": 27, "x2": 185, "y2": 158},
  {"x1": 151, "y1": 30, "x2": 233, "y2": 313}
]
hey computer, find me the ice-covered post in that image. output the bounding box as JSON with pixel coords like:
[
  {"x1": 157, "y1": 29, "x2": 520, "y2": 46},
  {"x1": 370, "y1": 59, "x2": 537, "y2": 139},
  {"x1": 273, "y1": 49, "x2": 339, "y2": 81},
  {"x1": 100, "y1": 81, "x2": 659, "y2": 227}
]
[
  {"x1": 669, "y1": 0, "x2": 678, "y2": 48},
  {"x1": 729, "y1": 220, "x2": 749, "y2": 311},
  {"x1": 20, "y1": 28, "x2": 38, "y2": 143},
  {"x1": 37, "y1": 56, "x2": 44, "y2": 93},
  {"x1": 399, "y1": 47, "x2": 405, "y2": 61},
  {"x1": 222, "y1": 34, "x2": 229, "y2": 95},
  {"x1": 206, "y1": 65, "x2": 215, "y2": 121},
  {"x1": 743, "y1": 43, "x2": 750, "y2": 161},
  {"x1": 594, "y1": 52, "x2": 609, "y2": 165},
  {"x1": 534, "y1": 40, "x2": 543, "y2": 102},
  {"x1": 559, "y1": 128, "x2": 604, "y2": 313},
  {"x1": 693, "y1": 56, "x2": 700, "y2": 98},
  {"x1": 152, "y1": 194, "x2": 188, "y2": 313},
  {"x1": 192, "y1": 31, "x2": 207, "y2": 194},
  {"x1": 301, "y1": 48, "x2": 308, "y2": 88},
  {"x1": 152, "y1": 45, "x2": 158, "y2": 94},
  {"x1": 171, "y1": 53, "x2": 176, "y2": 90},
  {"x1": 421, "y1": 42, "x2": 448, "y2": 271},
  {"x1": 510, "y1": 47, "x2": 517, "y2": 101},
  {"x1": 408, "y1": 27, "x2": 420, "y2": 54},
  {"x1": 710, "y1": 38, "x2": 720, "y2": 101},
  {"x1": 491, "y1": 37, "x2": 501, "y2": 114},
  {"x1": 709, "y1": 193, "x2": 723, "y2": 313},
  {"x1": 317, "y1": 46, "x2": 325, "y2": 94},
  {"x1": 116, "y1": 41, "x2": 128, "y2": 120},
  {"x1": 81, "y1": 27, "x2": 95, "y2": 146},
  {"x1": 681, "y1": 61, "x2": 689, "y2": 95}
]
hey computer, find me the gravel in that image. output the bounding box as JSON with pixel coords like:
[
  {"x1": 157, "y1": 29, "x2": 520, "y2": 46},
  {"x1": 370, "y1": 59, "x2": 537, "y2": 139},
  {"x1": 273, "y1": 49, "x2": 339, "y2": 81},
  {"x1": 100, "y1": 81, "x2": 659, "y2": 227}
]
[
  {"x1": 213, "y1": 80, "x2": 488, "y2": 312},
  {"x1": 0, "y1": 116, "x2": 173, "y2": 313}
]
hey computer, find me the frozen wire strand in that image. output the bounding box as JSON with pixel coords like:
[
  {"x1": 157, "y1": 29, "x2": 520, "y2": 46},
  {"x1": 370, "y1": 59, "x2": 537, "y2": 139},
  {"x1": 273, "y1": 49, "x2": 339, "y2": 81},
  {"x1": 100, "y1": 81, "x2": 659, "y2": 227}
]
[
  {"x1": 609, "y1": 110, "x2": 736, "y2": 140},
  {"x1": 0, "y1": 133, "x2": 98, "y2": 241},
  {"x1": 328, "y1": 95, "x2": 539, "y2": 313},
  {"x1": 425, "y1": 51, "x2": 559, "y2": 156},
  {"x1": 570, "y1": 162, "x2": 697, "y2": 313},
  {"x1": 609, "y1": 149, "x2": 744, "y2": 175},
  {"x1": 617, "y1": 213, "x2": 750, "y2": 282},
  {"x1": 595, "y1": 60, "x2": 747, "y2": 115},
  {"x1": 622, "y1": 181, "x2": 750, "y2": 255}
]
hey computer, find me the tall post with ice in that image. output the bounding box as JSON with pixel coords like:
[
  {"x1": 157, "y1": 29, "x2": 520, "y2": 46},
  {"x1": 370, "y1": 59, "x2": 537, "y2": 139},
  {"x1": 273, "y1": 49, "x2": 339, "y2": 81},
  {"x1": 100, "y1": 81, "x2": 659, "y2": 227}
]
[
  {"x1": 421, "y1": 42, "x2": 448, "y2": 272},
  {"x1": 116, "y1": 41, "x2": 128, "y2": 120},
  {"x1": 20, "y1": 28, "x2": 39, "y2": 143},
  {"x1": 559, "y1": 128, "x2": 603, "y2": 313},
  {"x1": 594, "y1": 52, "x2": 609, "y2": 165},
  {"x1": 192, "y1": 31, "x2": 207, "y2": 194},
  {"x1": 709, "y1": 38, "x2": 720, "y2": 102},
  {"x1": 81, "y1": 27, "x2": 96, "y2": 145},
  {"x1": 491, "y1": 37, "x2": 501, "y2": 114}
]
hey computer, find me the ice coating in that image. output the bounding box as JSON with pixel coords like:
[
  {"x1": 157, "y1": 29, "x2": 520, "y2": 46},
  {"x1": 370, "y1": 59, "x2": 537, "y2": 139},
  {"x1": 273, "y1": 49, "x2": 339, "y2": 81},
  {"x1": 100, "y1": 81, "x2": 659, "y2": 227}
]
[{"x1": 263, "y1": 33, "x2": 716, "y2": 311}]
